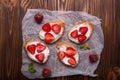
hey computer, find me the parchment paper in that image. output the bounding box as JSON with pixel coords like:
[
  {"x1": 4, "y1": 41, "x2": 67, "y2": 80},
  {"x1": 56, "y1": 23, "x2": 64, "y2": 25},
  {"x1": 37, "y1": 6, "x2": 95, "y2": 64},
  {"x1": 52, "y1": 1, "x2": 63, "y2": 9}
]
[{"x1": 21, "y1": 9, "x2": 104, "y2": 79}]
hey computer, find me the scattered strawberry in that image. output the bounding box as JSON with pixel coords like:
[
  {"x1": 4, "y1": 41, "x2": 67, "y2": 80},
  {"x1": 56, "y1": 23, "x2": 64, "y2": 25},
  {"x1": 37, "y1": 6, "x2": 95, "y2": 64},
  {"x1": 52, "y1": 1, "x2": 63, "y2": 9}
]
[
  {"x1": 44, "y1": 33, "x2": 54, "y2": 43},
  {"x1": 52, "y1": 24, "x2": 61, "y2": 34},
  {"x1": 27, "y1": 44, "x2": 36, "y2": 54},
  {"x1": 70, "y1": 30, "x2": 78, "y2": 38},
  {"x1": 42, "y1": 68, "x2": 51, "y2": 78},
  {"x1": 66, "y1": 47, "x2": 76, "y2": 57},
  {"x1": 57, "y1": 51, "x2": 66, "y2": 60},
  {"x1": 42, "y1": 23, "x2": 51, "y2": 32},
  {"x1": 35, "y1": 53, "x2": 44, "y2": 63},
  {"x1": 36, "y1": 43, "x2": 46, "y2": 53},
  {"x1": 68, "y1": 57, "x2": 76, "y2": 65},
  {"x1": 79, "y1": 27, "x2": 88, "y2": 35},
  {"x1": 78, "y1": 35, "x2": 86, "y2": 43},
  {"x1": 34, "y1": 13, "x2": 44, "y2": 24},
  {"x1": 89, "y1": 54, "x2": 98, "y2": 63}
]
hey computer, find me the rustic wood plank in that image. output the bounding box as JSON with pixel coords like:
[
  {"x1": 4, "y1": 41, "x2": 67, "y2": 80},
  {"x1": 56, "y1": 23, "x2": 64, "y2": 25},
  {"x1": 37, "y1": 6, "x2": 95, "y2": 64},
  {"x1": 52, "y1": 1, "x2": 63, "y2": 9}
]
[{"x1": 116, "y1": 0, "x2": 120, "y2": 67}]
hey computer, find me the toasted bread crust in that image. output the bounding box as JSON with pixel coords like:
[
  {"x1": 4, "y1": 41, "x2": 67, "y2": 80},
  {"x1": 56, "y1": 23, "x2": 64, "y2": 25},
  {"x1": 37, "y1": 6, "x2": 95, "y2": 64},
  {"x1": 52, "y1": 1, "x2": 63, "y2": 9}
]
[
  {"x1": 56, "y1": 41, "x2": 79, "y2": 67},
  {"x1": 56, "y1": 41, "x2": 76, "y2": 51},
  {"x1": 23, "y1": 40, "x2": 39, "y2": 53},
  {"x1": 39, "y1": 20, "x2": 65, "y2": 43},
  {"x1": 68, "y1": 22, "x2": 94, "y2": 44}
]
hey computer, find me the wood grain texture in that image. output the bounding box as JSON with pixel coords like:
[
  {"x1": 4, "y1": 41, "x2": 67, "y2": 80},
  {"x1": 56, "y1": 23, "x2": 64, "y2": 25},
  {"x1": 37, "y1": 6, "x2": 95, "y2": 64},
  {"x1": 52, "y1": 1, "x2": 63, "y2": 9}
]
[{"x1": 0, "y1": 0, "x2": 119, "y2": 80}]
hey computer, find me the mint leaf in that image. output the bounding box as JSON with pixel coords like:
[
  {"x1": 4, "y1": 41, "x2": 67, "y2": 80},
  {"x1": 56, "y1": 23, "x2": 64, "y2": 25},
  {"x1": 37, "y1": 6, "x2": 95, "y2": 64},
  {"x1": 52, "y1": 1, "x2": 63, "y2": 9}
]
[
  {"x1": 29, "y1": 68, "x2": 36, "y2": 73},
  {"x1": 80, "y1": 45, "x2": 90, "y2": 50},
  {"x1": 28, "y1": 63, "x2": 36, "y2": 73}
]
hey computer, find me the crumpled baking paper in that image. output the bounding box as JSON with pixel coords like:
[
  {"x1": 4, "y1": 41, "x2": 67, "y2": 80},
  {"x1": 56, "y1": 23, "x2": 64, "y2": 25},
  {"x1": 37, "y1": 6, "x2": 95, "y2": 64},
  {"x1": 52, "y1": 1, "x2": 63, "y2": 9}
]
[{"x1": 21, "y1": 9, "x2": 104, "y2": 79}]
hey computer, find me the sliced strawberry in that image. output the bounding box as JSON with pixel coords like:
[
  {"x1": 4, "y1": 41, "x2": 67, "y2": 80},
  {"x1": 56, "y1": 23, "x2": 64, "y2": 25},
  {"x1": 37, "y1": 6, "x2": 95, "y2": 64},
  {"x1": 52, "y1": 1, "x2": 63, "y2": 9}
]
[
  {"x1": 70, "y1": 30, "x2": 78, "y2": 38},
  {"x1": 35, "y1": 53, "x2": 44, "y2": 63},
  {"x1": 79, "y1": 27, "x2": 88, "y2": 35},
  {"x1": 27, "y1": 44, "x2": 36, "y2": 54},
  {"x1": 57, "y1": 51, "x2": 66, "y2": 60},
  {"x1": 36, "y1": 43, "x2": 46, "y2": 53},
  {"x1": 52, "y1": 24, "x2": 61, "y2": 34},
  {"x1": 44, "y1": 33, "x2": 54, "y2": 43},
  {"x1": 68, "y1": 57, "x2": 76, "y2": 65},
  {"x1": 42, "y1": 23, "x2": 51, "y2": 32},
  {"x1": 66, "y1": 47, "x2": 76, "y2": 57},
  {"x1": 78, "y1": 35, "x2": 86, "y2": 43}
]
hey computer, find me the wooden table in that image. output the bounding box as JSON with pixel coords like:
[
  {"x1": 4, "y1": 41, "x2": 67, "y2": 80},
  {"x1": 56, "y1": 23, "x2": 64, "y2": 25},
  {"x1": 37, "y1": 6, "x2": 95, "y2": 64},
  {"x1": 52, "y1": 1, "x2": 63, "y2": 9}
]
[{"x1": 0, "y1": 0, "x2": 120, "y2": 80}]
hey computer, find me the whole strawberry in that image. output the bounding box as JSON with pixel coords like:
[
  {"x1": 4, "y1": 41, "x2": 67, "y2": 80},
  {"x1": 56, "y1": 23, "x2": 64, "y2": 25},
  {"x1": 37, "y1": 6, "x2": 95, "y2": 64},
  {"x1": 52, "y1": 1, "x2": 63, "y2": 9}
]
[
  {"x1": 34, "y1": 13, "x2": 44, "y2": 24},
  {"x1": 89, "y1": 54, "x2": 98, "y2": 63},
  {"x1": 42, "y1": 68, "x2": 51, "y2": 78}
]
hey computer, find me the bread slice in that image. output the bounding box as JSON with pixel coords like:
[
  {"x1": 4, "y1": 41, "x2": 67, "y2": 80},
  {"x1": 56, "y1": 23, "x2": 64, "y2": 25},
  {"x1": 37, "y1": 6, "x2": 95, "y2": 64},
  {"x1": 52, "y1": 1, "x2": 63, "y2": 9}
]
[
  {"x1": 68, "y1": 22, "x2": 94, "y2": 44},
  {"x1": 39, "y1": 20, "x2": 65, "y2": 43},
  {"x1": 56, "y1": 41, "x2": 79, "y2": 67},
  {"x1": 23, "y1": 40, "x2": 50, "y2": 63}
]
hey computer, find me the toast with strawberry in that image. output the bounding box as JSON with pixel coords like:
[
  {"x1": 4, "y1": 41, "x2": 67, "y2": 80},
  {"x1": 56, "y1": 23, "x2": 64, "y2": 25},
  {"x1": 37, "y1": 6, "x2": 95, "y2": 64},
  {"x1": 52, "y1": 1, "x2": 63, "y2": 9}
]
[
  {"x1": 68, "y1": 22, "x2": 94, "y2": 44},
  {"x1": 23, "y1": 40, "x2": 50, "y2": 63},
  {"x1": 56, "y1": 41, "x2": 79, "y2": 67},
  {"x1": 39, "y1": 20, "x2": 65, "y2": 43}
]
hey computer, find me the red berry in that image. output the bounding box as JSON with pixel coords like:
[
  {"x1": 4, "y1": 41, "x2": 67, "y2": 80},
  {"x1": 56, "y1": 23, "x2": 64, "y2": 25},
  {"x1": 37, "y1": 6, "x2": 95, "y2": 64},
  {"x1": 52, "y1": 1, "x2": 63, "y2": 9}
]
[
  {"x1": 70, "y1": 30, "x2": 79, "y2": 38},
  {"x1": 42, "y1": 23, "x2": 51, "y2": 32},
  {"x1": 66, "y1": 47, "x2": 76, "y2": 57},
  {"x1": 79, "y1": 27, "x2": 88, "y2": 35},
  {"x1": 68, "y1": 57, "x2": 76, "y2": 65},
  {"x1": 34, "y1": 13, "x2": 44, "y2": 24},
  {"x1": 57, "y1": 51, "x2": 66, "y2": 60},
  {"x1": 35, "y1": 53, "x2": 44, "y2": 63},
  {"x1": 52, "y1": 24, "x2": 61, "y2": 34},
  {"x1": 27, "y1": 44, "x2": 36, "y2": 54},
  {"x1": 44, "y1": 33, "x2": 54, "y2": 43},
  {"x1": 78, "y1": 35, "x2": 86, "y2": 43},
  {"x1": 36, "y1": 43, "x2": 46, "y2": 53},
  {"x1": 89, "y1": 54, "x2": 98, "y2": 63},
  {"x1": 42, "y1": 68, "x2": 51, "y2": 78}
]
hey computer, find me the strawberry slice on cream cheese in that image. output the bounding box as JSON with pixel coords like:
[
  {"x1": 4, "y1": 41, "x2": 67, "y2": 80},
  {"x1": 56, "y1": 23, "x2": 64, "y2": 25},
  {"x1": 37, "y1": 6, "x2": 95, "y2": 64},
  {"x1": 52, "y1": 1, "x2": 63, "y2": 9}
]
[
  {"x1": 56, "y1": 41, "x2": 79, "y2": 67},
  {"x1": 24, "y1": 40, "x2": 50, "y2": 63}
]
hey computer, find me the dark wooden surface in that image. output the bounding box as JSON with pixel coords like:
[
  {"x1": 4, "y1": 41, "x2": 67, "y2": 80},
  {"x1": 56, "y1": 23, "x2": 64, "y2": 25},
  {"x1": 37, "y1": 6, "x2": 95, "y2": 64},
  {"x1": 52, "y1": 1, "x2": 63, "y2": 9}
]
[{"x1": 0, "y1": 0, "x2": 120, "y2": 80}]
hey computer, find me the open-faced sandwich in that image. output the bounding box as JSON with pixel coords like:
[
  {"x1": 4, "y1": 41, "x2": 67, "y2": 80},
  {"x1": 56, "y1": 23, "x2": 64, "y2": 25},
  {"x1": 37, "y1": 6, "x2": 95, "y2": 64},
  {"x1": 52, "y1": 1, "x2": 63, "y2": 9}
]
[
  {"x1": 68, "y1": 22, "x2": 94, "y2": 44},
  {"x1": 39, "y1": 20, "x2": 65, "y2": 43},
  {"x1": 23, "y1": 40, "x2": 50, "y2": 63},
  {"x1": 56, "y1": 41, "x2": 79, "y2": 67}
]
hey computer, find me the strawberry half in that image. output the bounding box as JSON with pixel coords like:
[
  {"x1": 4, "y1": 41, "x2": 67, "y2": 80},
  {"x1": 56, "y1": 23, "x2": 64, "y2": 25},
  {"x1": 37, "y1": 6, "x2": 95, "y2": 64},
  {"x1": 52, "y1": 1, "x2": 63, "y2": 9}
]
[
  {"x1": 42, "y1": 68, "x2": 51, "y2": 78},
  {"x1": 36, "y1": 43, "x2": 46, "y2": 53},
  {"x1": 79, "y1": 27, "x2": 88, "y2": 35},
  {"x1": 34, "y1": 13, "x2": 44, "y2": 24},
  {"x1": 27, "y1": 44, "x2": 36, "y2": 54},
  {"x1": 68, "y1": 57, "x2": 76, "y2": 65},
  {"x1": 70, "y1": 30, "x2": 78, "y2": 38},
  {"x1": 35, "y1": 53, "x2": 44, "y2": 63},
  {"x1": 52, "y1": 24, "x2": 61, "y2": 34},
  {"x1": 44, "y1": 33, "x2": 54, "y2": 43},
  {"x1": 89, "y1": 54, "x2": 98, "y2": 63},
  {"x1": 57, "y1": 51, "x2": 66, "y2": 60},
  {"x1": 42, "y1": 23, "x2": 51, "y2": 32},
  {"x1": 78, "y1": 35, "x2": 86, "y2": 43},
  {"x1": 66, "y1": 47, "x2": 76, "y2": 57}
]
